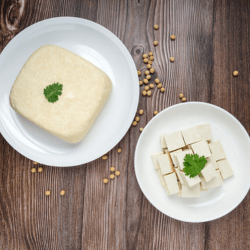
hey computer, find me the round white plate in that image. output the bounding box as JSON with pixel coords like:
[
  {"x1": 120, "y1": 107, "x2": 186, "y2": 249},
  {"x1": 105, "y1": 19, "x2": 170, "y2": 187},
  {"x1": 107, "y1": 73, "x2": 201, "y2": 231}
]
[
  {"x1": 135, "y1": 102, "x2": 250, "y2": 222},
  {"x1": 0, "y1": 17, "x2": 139, "y2": 167}
]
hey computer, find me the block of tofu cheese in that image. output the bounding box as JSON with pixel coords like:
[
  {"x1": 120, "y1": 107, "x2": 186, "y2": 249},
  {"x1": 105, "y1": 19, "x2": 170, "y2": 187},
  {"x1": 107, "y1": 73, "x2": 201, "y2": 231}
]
[
  {"x1": 164, "y1": 131, "x2": 186, "y2": 152},
  {"x1": 164, "y1": 173, "x2": 180, "y2": 195},
  {"x1": 157, "y1": 154, "x2": 174, "y2": 175},
  {"x1": 197, "y1": 123, "x2": 213, "y2": 141},
  {"x1": 175, "y1": 167, "x2": 185, "y2": 184},
  {"x1": 157, "y1": 169, "x2": 166, "y2": 187},
  {"x1": 170, "y1": 149, "x2": 182, "y2": 167},
  {"x1": 217, "y1": 159, "x2": 234, "y2": 180},
  {"x1": 179, "y1": 171, "x2": 201, "y2": 187},
  {"x1": 208, "y1": 140, "x2": 226, "y2": 161},
  {"x1": 181, "y1": 183, "x2": 200, "y2": 197},
  {"x1": 200, "y1": 183, "x2": 208, "y2": 192},
  {"x1": 160, "y1": 134, "x2": 168, "y2": 149},
  {"x1": 207, "y1": 154, "x2": 219, "y2": 169},
  {"x1": 181, "y1": 126, "x2": 202, "y2": 145},
  {"x1": 190, "y1": 140, "x2": 211, "y2": 158},
  {"x1": 200, "y1": 170, "x2": 223, "y2": 189},
  {"x1": 9, "y1": 45, "x2": 112, "y2": 143},
  {"x1": 201, "y1": 162, "x2": 217, "y2": 182},
  {"x1": 175, "y1": 149, "x2": 193, "y2": 170},
  {"x1": 151, "y1": 152, "x2": 164, "y2": 169}
]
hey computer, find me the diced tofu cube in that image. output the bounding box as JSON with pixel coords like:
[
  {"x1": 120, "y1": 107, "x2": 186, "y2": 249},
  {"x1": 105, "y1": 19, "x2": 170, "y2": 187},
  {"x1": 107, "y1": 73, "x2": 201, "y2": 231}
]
[
  {"x1": 175, "y1": 167, "x2": 185, "y2": 184},
  {"x1": 175, "y1": 149, "x2": 193, "y2": 170},
  {"x1": 200, "y1": 170, "x2": 223, "y2": 189},
  {"x1": 160, "y1": 134, "x2": 168, "y2": 149},
  {"x1": 164, "y1": 173, "x2": 180, "y2": 195},
  {"x1": 200, "y1": 183, "x2": 208, "y2": 192},
  {"x1": 177, "y1": 182, "x2": 182, "y2": 197},
  {"x1": 151, "y1": 152, "x2": 163, "y2": 169},
  {"x1": 191, "y1": 140, "x2": 211, "y2": 158},
  {"x1": 157, "y1": 169, "x2": 166, "y2": 187},
  {"x1": 179, "y1": 171, "x2": 201, "y2": 187},
  {"x1": 217, "y1": 159, "x2": 234, "y2": 180},
  {"x1": 165, "y1": 186, "x2": 170, "y2": 195},
  {"x1": 181, "y1": 126, "x2": 202, "y2": 145},
  {"x1": 157, "y1": 154, "x2": 174, "y2": 175},
  {"x1": 165, "y1": 131, "x2": 186, "y2": 152},
  {"x1": 170, "y1": 149, "x2": 182, "y2": 167},
  {"x1": 208, "y1": 140, "x2": 226, "y2": 161},
  {"x1": 197, "y1": 123, "x2": 213, "y2": 141},
  {"x1": 181, "y1": 183, "x2": 200, "y2": 197},
  {"x1": 207, "y1": 154, "x2": 219, "y2": 169},
  {"x1": 201, "y1": 162, "x2": 217, "y2": 182}
]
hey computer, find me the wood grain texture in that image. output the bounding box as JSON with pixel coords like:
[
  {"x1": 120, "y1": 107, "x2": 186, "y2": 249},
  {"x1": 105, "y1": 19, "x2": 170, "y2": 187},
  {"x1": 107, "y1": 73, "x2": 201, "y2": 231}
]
[{"x1": 0, "y1": 0, "x2": 250, "y2": 249}]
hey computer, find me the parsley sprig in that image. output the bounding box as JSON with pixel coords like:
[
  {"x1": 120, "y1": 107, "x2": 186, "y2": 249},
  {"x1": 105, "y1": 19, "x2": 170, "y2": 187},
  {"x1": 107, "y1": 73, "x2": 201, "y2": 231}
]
[
  {"x1": 44, "y1": 82, "x2": 63, "y2": 103},
  {"x1": 183, "y1": 154, "x2": 207, "y2": 178}
]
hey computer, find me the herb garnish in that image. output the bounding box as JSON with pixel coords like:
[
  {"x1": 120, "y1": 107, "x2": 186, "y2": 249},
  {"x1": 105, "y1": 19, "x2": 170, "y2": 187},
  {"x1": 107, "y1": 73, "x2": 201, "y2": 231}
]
[{"x1": 44, "y1": 83, "x2": 63, "y2": 103}]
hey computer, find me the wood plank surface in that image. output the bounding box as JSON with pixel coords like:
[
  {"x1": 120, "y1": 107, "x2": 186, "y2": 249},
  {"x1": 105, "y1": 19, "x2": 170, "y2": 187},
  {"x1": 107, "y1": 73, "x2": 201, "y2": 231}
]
[{"x1": 0, "y1": 0, "x2": 250, "y2": 249}]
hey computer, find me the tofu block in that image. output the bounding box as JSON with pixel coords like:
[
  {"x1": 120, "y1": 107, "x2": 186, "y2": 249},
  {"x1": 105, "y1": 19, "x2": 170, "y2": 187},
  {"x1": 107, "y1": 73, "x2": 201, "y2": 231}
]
[
  {"x1": 197, "y1": 123, "x2": 213, "y2": 141},
  {"x1": 157, "y1": 169, "x2": 166, "y2": 187},
  {"x1": 200, "y1": 183, "x2": 208, "y2": 192},
  {"x1": 177, "y1": 182, "x2": 182, "y2": 197},
  {"x1": 170, "y1": 149, "x2": 182, "y2": 167},
  {"x1": 151, "y1": 152, "x2": 163, "y2": 169},
  {"x1": 208, "y1": 140, "x2": 226, "y2": 161},
  {"x1": 181, "y1": 126, "x2": 202, "y2": 145},
  {"x1": 165, "y1": 131, "x2": 186, "y2": 152},
  {"x1": 201, "y1": 162, "x2": 217, "y2": 182},
  {"x1": 175, "y1": 149, "x2": 193, "y2": 170},
  {"x1": 175, "y1": 167, "x2": 185, "y2": 184},
  {"x1": 179, "y1": 171, "x2": 201, "y2": 187},
  {"x1": 181, "y1": 183, "x2": 200, "y2": 197},
  {"x1": 164, "y1": 173, "x2": 180, "y2": 195},
  {"x1": 191, "y1": 140, "x2": 211, "y2": 158},
  {"x1": 160, "y1": 134, "x2": 168, "y2": 149},
  {"x1": 200, "y1": 170, "x2": 223, "y2": 189},
  {"x1": 157, "y1": 154, "x2": 174, "y2": 175},
  {"x1": 165, "y1": 186, "x2": 170, "y2": 195},
  {"x1": 207, "y1": 154, "x2": 219, "y2": 169},
  {"x1": 217, "y1": 159, "x2": 234, "y2": 180}
]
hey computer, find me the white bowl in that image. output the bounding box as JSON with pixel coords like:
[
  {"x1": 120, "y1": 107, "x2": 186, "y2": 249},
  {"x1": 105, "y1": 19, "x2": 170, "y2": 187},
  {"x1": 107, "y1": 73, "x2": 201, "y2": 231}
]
[{"x1": 134, "y1": 102, "x2": 250, "y2": 222}]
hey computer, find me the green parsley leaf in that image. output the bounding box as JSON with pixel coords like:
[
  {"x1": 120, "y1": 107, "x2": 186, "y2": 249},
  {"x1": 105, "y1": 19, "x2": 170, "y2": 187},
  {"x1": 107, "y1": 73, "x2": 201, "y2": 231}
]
[
  {"x1": 183, "y1": 154, "x2": 207, "y2": 178},
  {"x1": 44, "y1": 83, "x2": 63, "y2": 103}
]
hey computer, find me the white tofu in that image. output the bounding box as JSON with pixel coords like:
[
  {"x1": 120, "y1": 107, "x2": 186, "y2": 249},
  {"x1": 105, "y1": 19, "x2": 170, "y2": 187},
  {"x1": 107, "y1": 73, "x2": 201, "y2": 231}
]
[
  {"x1": 165, "y1": 186, "x2": 170, "y2": 195},
  {"x1": 208, "y1": 140, "x2": 226, "y2": 161},
  {"x1": 160, "y1": 134, "x2": 168, "y2": 149},
  {"x1": 177, "y1": 182, "x2": 182, "y2": 197},
  {"x1": 207, "y1": 154, "x2": 219, "y2": 169},
  {"x1": 197, "y1": 123, "x2": 213, "y2": 141},
  {"x1": 181, "y1": 183, "x2": 200, "y2": 197},
  {"x1": 200, "y1": 183, "x2": 208, "y2": 192},
  {"x1": 201, "y1": 162, "x2": 217, "y2": 182},
  {"x1": 181, "y1": 126, "x2": 202, "y2": 145},
  {"x1": 164, "y1": 173, "x2": 180, "y2": 195},
  {"x1": 170, "y1": 149, "x2": 182, "y2": 167},
  {"x1": 217, "y1": 159, "x2": 234, "y2": 180},
  {"x1": 157, "y1": 169, "x2": 166, "y2": 187},
  {"x1": 179, "y1": 171, "x2": 201, "y2": 187},
  {"x1": 157, "y1": 154, "x2": 174, "y2": 175},
  {"x1": 200, "y1": 170, "x2": 223, "y2": 189},
  {"x1": 151, "y1": 152, "x2": 163, "y2": 169},
  {"x1": 175, "y1": 149, "x2": 193, "y2": 170},
  {"x1": 165, "y1": 131, "x2": 186, "y2": 152},
  {"x1": 191, "y1": 140, "x2": 211, "y2": 158},
  {"x1": 175, "y1": 168, "x2": 185, "y2": 184}
]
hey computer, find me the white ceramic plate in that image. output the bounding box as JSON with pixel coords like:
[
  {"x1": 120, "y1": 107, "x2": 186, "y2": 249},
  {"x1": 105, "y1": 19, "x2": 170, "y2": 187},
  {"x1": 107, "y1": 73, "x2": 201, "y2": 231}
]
[
  {"x1": 135, "y1": 102, "x2": 250, "y2": 222},
  {"x1": 0, "y1": 17, "x2": 139, "y2": 166}
]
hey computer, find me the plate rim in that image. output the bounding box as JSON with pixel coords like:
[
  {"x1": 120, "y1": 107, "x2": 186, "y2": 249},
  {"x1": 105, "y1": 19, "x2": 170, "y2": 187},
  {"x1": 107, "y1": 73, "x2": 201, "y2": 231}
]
[
  {"x1": 134, "y1": 101, "x2": 250, "y2": 223},
  {"x1": 0, "y1": 17, "x2": 139, "y2": 167}
]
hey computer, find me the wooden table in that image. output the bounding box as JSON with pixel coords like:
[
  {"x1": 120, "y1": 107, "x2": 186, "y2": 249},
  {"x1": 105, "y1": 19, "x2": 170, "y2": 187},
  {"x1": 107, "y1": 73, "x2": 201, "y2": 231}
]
[{"x1": 1, "y1": 0, "x2": 250, "y2": 249}]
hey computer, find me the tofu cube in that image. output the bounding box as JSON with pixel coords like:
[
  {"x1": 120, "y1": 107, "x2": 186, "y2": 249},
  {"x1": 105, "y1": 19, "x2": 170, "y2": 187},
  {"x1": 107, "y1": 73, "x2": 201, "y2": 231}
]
[
  {"x1": 181, "y1": 126, "x2": 202, "y2": 145},
  {"x1": 200, "y1": 183, "x2": 208, "y2": 192},
  {"x1": 200, "y1": 170, "x2": 223, "y2": 189},
  {"x1": 165, "y1": 131, "x2": 186, "y2": 152},
  {"x1": 165, "y1": 186, "x2": 170, "y2": 195},
  {"x1": 201, "y1": 162, "x2": 217, "y2": 182},
  {"x1": 151, "y1": 152, "x2": 163, "y2": 169},
  {"x1": 176, "y1": 182, "x2": 182, "y2": 197},
  {"x1": 157, "y1": 154, "x2": 174, "y2": 175},
  {"x1": 179, "y1": 171, "x2": 201, "y2": 187},
  {"x1": 191, "y1": 140, "x2": 211, "y2": 158},
  {"x1": 208, "y1": 140, "x2": 226, "y2": 161},
  {"x1": 181, "y1": 183, "x2": 200, "y2": 197},
  {"x1": 157, "y1": 169, "x2": 166, "y2": 187},
  {"x1": 217, "y1": 159, "x2": 234, "y2": 180},
  {"x1": 175, "y1": 167, "x2": 185, "y2": 184},
  {"x1": 170, "y1": 149, "x2": 182, "y2": 167},
  {"x1": 175, "y1": 149, "x2": 193, "y2": 170},
  {"x1": 197, "y1": 123, "x2": 213, "y2": 141},
  {"x1": 164, "y1": 173, "x2": 180, "y2": 195},
  {"x1": 207, "y1": 154, "x2": 219, "y2": 169},
  {"x1": 160, "y1": 134, "x2": 168, "y2": 149}
]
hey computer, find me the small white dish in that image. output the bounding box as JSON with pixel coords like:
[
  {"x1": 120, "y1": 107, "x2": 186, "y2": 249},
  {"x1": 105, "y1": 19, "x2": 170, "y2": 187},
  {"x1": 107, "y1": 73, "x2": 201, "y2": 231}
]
[
  {"x1": 134, "y1": 102, "x2": 250, "y2": 222},
  {"x1": 0, "y1": 17, "x2": 139, "y2": 166}
]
